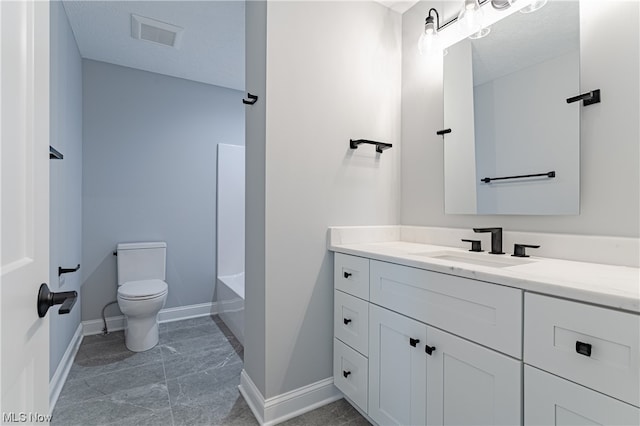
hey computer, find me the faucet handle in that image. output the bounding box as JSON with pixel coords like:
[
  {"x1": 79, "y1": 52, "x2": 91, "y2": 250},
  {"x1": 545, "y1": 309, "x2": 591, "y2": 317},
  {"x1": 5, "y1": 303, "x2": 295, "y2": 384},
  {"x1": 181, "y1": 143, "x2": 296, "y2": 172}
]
[
  {"x1": 461, "y1": 239, "x2": 483, "y2": 252},
  {"x1": 512, "y1": 244, "x2": 540, "y2": 258}
]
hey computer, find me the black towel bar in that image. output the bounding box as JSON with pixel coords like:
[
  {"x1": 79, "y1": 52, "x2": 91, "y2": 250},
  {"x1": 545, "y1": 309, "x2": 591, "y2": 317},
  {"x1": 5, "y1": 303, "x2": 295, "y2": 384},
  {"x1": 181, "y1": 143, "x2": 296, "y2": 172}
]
[{"x1": 481, "y1": 171, "x2": 555, "y2": 184}]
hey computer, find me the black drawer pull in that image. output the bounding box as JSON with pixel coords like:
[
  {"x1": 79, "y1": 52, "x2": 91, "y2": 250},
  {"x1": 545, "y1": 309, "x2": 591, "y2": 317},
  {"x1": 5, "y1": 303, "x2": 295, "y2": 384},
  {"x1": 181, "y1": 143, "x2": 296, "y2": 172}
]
[
  {"x1": 343, "y1": 318, "x2": 352, "y2": 325},
  {"x1": 425, "y1": 345, "x2": 436, "y2": 355},
  {"x1": 343, "y1": 370, "x2": 351, "y2": 378},
  {"x1": 576, "y1": 341, "x2": 592, "y2": 357},
  {"x1": 409, "y1": 338, "x2": 420, "y2": 347},
  {"x1": 343, "y1": 272, "x2": 352, "y2": 279}
]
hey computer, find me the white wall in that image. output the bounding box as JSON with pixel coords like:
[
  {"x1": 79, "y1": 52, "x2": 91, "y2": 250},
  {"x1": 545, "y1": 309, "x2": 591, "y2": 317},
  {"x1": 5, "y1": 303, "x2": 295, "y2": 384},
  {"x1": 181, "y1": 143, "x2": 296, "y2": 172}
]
[
  {"x1": 245, "y1": 0, "x2": 402, "y2": 398},
  {"x1": 244, "y1": 0, "x2": 268, "y2": 395},
  {"x1": 401, "y1": 0, "x2": 639, "y2": 237},
  {"x1": 216, "y1": 144, "x2": 245, "y2": 278},
  {"x1": 81, "y1": 60, "x2": 244, "y2": 321},
  {"x1": 49, "y1": 0, "x2": 82, "y2": 379}
]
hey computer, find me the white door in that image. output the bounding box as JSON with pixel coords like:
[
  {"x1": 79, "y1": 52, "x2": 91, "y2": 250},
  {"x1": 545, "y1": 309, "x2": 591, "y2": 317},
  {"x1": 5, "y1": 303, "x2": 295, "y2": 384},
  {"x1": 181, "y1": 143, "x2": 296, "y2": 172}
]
[
  {"x1": 426, "y1": 327, "x2": 521, "y2": 426},
  {"x1": 524, "y1": 366, "x2": 640, "y2": 426},
  {"x1": 1, "y1": 0, "x2": 51, "y2": 419},
  {"x1": 369, "y1": 305, "x2": 427, "y2": 426}
]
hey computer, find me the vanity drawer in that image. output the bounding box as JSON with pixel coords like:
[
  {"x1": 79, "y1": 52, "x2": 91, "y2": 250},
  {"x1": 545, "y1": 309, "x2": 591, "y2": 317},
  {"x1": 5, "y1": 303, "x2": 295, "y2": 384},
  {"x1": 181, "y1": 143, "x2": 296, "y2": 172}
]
[
  {"x1": 525, "y1": 293, "x2": 640, "y2": 407},
  {"x1": 334, "y1": 253, "x2": 369, "y2": 300},
  {"x1": 370, "y1": 260, "x2": 522, "y2": 358},
  {"x1": 335, "y1": 290, "x2": 369, "y2": 355},
  {"x1": 524, "y1": 366, "x2": 640, "y2": 426},
  {"x1": 334, "y1": 338, "x2": 368, "y2": 413}
]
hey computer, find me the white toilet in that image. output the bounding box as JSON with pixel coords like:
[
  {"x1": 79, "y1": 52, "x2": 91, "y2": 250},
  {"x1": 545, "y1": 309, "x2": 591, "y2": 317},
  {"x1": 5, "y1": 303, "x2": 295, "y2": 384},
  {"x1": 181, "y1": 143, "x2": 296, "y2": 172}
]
[{"x1": 116, "y1": 242, "x2": 169, "y2": 352}]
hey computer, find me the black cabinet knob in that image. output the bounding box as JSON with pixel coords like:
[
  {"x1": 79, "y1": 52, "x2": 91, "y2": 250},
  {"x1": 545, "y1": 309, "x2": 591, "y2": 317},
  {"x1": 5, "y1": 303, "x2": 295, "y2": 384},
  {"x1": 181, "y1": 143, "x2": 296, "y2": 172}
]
[
  {"x1": 409, "y1": 338, "x2": 420, "y2": 347},
  {"x1": 343, "y1": 370, "x2": 351, "y2": 378},
  {"x1": 343, "y1": 318, "x2": 352, "y2": 325},
  {"x1": 343, "y1": 272, "x2": 352, "y2": 279},
  {"x1": 576, "y1": 341, "x2": 592, "y2": 357},
  {"x1": 425, "y1": 345, "x2": 436, "y2": 355}
]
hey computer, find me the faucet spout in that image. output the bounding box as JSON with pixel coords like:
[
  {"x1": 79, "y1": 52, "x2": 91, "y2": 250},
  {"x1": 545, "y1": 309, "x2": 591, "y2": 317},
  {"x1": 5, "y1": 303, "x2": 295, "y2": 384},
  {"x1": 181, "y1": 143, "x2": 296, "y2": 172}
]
[{"x1": 473, "y1": 227, "x2": 504, "y2": 255}]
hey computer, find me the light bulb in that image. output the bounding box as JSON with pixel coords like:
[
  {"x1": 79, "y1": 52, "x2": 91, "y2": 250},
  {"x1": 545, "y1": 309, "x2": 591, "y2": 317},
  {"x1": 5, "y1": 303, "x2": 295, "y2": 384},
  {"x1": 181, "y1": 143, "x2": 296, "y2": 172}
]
[
  {"x1": 468, "y1": 27, "x2": 491, "y2": 39},
  {"x1": 520, "y1": 0, "x2": 547, "y2": 14},
  {"x1": 418, "y1": 16, "x2": 440, "y2": 56},
  {"x1": 458, "y1": 0, "x2": 484, "y2": 36}
]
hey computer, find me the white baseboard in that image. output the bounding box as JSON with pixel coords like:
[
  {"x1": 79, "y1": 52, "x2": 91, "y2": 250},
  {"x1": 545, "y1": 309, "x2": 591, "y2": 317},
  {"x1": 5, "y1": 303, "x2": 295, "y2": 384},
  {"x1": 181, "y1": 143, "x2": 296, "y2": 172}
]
[
  {"x1": 81, "y1": 315, "x2": 126, "y2": 336},
  {"x1": 81, "y1": 302, "x2": 218, "y2": 336},
  {"x1": 239, "y1": 369, "x2": 342, "y2": 426},
  {"x1": 49, "y1": 323, "x2": 83, "y2": 413},
  {"x1": 158, "y1": 301, "x2": 218, "y2": 323}
]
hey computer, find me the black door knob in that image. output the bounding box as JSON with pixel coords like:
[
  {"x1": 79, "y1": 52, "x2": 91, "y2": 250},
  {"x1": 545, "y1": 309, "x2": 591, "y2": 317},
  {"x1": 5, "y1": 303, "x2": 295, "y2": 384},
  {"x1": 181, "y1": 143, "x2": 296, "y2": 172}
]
[
  {"x1": 343, "y1": 318, "x2": 352, "y2": 325},
  {"x1": 37, "y1": 283, "x2": 77, "y2": 318},
  {"x1": 343, "y1": 370, "x2": 351, "y2": 378},
  {"x1": 409, "y1": 338, "x2": 420, "y2": 347},
  {"x1": 343, "y1": 272, "x2": 352, "y2": 279},
  {"x1": 425, "y1": 345, "x2": 436, "y2": 355}
]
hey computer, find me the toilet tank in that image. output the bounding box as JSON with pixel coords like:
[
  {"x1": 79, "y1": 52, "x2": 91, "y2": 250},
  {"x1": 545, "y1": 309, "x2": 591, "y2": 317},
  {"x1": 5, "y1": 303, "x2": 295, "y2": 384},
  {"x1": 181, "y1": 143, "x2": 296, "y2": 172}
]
[{"x1": 116, "y1": 242, "x2": 167, "y2": 286}]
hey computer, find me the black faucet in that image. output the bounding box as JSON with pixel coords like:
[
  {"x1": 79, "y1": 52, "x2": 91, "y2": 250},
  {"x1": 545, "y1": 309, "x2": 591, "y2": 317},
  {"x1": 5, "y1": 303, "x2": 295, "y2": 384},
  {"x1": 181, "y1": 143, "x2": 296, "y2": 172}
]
[{"x1": 473, "y1": 227, "x2": 504, "y2": 254}]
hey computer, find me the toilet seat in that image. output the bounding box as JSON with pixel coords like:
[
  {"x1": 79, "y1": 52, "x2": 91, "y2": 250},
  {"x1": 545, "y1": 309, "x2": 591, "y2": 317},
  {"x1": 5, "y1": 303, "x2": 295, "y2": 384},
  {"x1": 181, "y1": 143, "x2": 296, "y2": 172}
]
[{"x1": 118, "y1": 279, "x2": 168, "y2": 301}]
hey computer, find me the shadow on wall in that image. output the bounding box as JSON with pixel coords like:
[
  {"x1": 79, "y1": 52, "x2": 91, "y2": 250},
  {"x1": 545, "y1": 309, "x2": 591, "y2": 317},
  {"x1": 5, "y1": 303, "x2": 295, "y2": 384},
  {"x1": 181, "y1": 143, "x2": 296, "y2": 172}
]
[
  {"x1": 81, "y1": 251, "x2": 122, "y2": 320},
  {"x1": 277, "y1": 252, "x2": 334, "y2": 394}
]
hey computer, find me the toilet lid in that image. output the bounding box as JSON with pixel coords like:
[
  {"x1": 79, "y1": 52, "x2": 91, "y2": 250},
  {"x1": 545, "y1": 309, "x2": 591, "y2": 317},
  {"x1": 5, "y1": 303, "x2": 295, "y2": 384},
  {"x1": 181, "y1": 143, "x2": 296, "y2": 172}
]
[{"x1": 119, "y1": 279, "x2": 168, "y2": 299}]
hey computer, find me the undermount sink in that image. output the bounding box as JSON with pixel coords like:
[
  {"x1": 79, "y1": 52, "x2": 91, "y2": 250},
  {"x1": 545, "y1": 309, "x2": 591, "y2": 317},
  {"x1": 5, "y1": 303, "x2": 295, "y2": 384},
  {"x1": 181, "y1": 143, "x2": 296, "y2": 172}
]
[{"x1": 411, "y1": 250, "x2": 535, "y2": 268}]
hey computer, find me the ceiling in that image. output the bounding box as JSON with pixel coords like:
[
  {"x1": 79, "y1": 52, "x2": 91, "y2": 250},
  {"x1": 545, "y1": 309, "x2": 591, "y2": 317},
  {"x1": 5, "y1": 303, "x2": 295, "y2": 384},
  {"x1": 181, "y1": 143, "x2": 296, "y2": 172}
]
[
  {"x1": 63, "y1": 1, "x2": 246, "y2": 91},
  {"x1": 62, "y1": 1, "x2": 425, "y2": 91}
]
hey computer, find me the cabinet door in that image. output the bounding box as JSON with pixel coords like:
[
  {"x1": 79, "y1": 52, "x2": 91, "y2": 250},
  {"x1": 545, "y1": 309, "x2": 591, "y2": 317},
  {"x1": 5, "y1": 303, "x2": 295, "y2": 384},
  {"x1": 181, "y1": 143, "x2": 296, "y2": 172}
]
[
  {"x1": 525, "y1": 366, "x2": 640, "y2": 426},
  {"x1": 427, "y1": 327, "x2": 522, "y2": 426},
  {"x1": 369, "y1": 305, "x2": 427, "y2": 426}
]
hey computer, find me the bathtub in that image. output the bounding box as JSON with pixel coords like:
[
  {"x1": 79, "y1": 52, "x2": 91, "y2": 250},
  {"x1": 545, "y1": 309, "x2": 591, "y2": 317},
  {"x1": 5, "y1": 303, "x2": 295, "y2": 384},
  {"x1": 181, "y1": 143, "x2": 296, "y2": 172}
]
[{"x1": 217, "y1": 272, "x2": 244, "y2": 345}]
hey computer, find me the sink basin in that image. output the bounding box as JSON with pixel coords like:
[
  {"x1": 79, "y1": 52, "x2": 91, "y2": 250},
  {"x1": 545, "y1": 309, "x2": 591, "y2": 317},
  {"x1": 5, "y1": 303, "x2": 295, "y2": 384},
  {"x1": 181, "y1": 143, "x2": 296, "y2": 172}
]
[{"x1": 411, "y1": 250, "x2": 534, "y2": 268}]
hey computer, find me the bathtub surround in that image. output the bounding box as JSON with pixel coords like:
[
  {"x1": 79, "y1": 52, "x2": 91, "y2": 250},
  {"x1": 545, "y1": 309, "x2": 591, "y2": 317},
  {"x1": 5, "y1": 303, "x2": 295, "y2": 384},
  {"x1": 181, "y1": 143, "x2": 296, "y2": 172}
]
[
  {"x1": 401, "y1": 0, "x2": 640, "y2": 237},
  {"x1": 243, "y1": 1, "x2": 401, "y2": 422},
  {"x1": 216, "y1": 144, "x2": 246, "y2": 345},
  {"x1": 49, "y1": 0, "x2": 83, "y2": 399},
  {"x1": 81, "y1": 60, "x2": 245, "y2": 324}
]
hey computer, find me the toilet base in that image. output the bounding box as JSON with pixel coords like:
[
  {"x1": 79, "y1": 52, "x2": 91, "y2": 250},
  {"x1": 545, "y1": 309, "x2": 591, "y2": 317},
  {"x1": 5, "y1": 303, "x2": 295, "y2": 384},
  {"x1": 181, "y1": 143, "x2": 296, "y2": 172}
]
[{"x1": 125, "y1": 315, "x2": 160, "y2": 352}]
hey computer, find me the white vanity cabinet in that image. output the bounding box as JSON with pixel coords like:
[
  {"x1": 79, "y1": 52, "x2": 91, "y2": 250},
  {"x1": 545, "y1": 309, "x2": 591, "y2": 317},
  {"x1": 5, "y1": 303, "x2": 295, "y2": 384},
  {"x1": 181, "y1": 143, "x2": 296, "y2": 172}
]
[
  {"x1": 334, "y1": 253, "x2": 523, "y2": 425},
  {"x1": 523, "y1": 293, "x2": 640, "y2": 425}
]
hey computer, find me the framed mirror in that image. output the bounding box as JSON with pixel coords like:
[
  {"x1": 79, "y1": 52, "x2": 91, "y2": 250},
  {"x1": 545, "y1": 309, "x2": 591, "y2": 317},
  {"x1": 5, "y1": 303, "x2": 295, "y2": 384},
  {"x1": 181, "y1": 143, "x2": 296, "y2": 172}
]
[{"x1": 443, "y1": 1, "x2": 581, "y2": 215}]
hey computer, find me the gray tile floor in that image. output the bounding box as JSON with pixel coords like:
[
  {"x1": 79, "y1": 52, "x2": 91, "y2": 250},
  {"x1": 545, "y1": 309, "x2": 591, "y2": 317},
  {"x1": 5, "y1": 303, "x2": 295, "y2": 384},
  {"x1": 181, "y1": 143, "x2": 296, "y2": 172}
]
[{"x1": 52, "y1": 315, "x2": 368, "y2": 426}]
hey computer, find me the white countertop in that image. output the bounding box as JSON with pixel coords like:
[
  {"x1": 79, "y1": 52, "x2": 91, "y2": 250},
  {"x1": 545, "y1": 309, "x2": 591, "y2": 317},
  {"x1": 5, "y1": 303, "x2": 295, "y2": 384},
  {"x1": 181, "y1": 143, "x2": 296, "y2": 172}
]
[{"x1": 329, "y1": 240, "x2": 640, "y2": 313}]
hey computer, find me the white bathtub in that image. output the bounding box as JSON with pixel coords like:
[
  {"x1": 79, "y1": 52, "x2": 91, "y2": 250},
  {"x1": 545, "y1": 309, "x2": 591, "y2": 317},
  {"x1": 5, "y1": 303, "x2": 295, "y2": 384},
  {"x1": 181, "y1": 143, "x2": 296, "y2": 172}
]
[{"x1": 217, "y1": 272, "x2": 244, "y2": 345}]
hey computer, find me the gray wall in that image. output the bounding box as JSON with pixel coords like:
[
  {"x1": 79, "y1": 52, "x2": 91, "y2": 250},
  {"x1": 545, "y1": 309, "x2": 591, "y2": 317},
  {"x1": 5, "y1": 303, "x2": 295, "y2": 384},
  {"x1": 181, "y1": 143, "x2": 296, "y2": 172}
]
[
  {"x1": 81, "y1": 60, "x2": 244, "y2": 321},
  {"x1": 245, "y1": 1, "x2": 402, "y2": 398},
  {"x1": 401, "y1": 0, "x2": 639, "y2": 237},
  {"x1": 244, "y1": 0, "x2": 267, "y2": 395},
  {"x1": 50, "y1": 0, "x2": 83, "y2": 380}
]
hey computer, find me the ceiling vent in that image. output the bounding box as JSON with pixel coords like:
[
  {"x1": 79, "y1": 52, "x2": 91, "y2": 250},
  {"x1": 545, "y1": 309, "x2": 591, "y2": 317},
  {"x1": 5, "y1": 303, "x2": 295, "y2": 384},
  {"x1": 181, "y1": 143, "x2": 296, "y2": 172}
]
[{"x1": 131, "y1": 14, "x2": 183, "y2": 48}]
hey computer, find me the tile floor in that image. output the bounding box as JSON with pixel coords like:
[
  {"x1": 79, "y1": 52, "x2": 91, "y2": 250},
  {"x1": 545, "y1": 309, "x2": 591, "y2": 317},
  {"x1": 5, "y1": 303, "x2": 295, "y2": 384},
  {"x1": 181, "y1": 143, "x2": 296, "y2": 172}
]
[{"x1": 52, "y1": 316, "x2": 368, "y2": 426}]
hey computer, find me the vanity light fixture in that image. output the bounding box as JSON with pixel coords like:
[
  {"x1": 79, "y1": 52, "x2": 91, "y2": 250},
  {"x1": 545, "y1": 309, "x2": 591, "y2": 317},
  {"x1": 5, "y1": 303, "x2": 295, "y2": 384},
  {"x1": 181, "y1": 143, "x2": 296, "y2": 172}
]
[
  {"x1": 419, "y1": 0, "x2": 513, "y2": 55},
  {"x1": 458, "y1": 0, "x2": 486, "y2": 37}
]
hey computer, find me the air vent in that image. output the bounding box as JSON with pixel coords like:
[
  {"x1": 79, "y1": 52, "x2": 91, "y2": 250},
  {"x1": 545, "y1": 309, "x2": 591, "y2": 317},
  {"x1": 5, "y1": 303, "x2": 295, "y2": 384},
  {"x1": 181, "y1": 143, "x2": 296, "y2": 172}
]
[{"x1": 131, "y1": 14, "x2": 183, "y2": 48}]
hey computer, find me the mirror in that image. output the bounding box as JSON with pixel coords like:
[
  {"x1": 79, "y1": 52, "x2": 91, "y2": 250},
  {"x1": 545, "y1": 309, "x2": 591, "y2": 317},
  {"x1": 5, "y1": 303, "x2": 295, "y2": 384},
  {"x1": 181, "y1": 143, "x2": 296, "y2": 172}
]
[{"x1": 443, "y1": 1, "x2": 580, "y2": 215}]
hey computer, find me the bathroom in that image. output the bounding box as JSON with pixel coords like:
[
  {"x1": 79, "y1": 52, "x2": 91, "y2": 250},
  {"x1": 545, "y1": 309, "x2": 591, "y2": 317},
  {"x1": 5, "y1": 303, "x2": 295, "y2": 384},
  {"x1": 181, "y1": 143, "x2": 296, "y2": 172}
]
[{"x1": 0, "y1": 0, "x2": 638, "y2": 425}]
